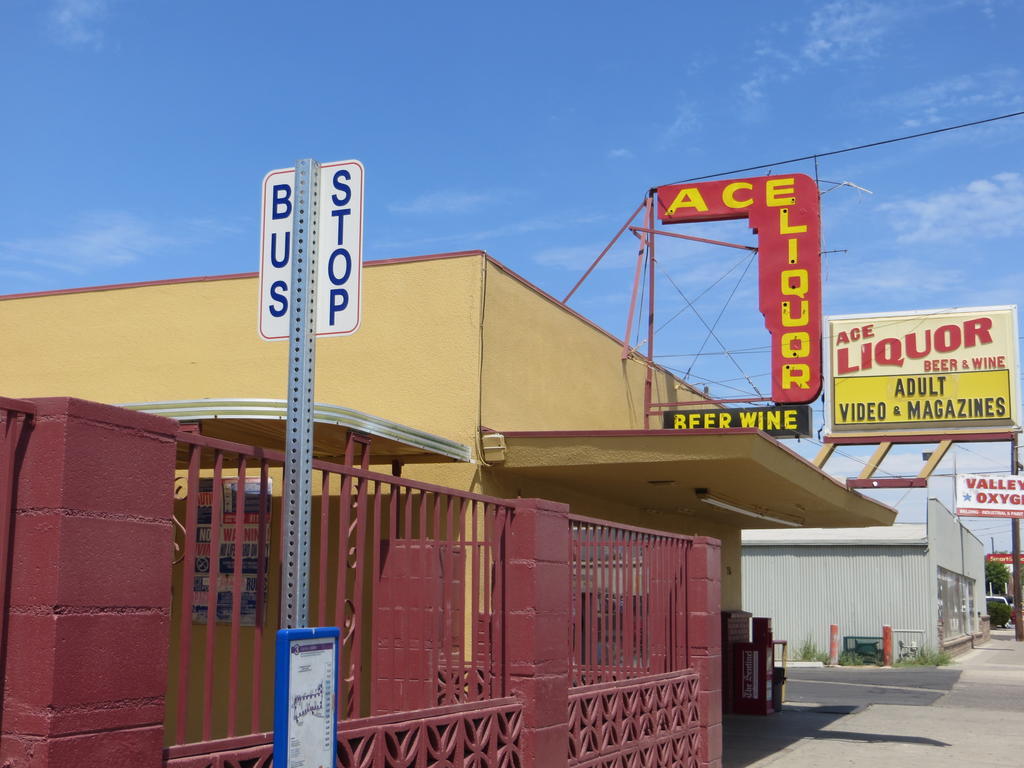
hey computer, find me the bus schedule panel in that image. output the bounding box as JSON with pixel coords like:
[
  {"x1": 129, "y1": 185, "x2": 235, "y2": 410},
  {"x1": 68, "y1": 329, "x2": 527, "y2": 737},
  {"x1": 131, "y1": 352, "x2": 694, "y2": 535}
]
[{"x1": 274, "y1": 626, "x2": 340, "y2": 768}]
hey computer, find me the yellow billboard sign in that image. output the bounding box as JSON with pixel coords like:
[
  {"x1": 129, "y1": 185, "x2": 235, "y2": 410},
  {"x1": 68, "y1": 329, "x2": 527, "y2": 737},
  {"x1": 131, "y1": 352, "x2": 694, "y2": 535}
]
[{"x1": 827, "y1": 306, "x2": 1019, "y2": 433}]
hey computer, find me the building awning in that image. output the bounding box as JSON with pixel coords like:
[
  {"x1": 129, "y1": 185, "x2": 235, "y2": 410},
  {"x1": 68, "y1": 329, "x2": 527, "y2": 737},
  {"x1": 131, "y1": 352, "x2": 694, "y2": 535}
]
[
  {"x1": 492, "y1": 429, "x2": 896, "y2": 528},
  {"x1": 120, "y1": 398, "x2": 473, "y2": 464}
]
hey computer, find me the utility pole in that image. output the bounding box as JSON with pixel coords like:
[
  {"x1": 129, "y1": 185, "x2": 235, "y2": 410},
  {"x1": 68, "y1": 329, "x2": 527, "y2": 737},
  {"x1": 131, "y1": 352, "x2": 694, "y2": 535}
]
[{"x1": 1013, "y1": 435, "x2": 1023, "y2": 641}]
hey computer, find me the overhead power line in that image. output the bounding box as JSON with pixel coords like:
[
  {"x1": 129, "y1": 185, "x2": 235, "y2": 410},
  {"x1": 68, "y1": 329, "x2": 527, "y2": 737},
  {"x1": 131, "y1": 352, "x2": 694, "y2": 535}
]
[{"x1": 658, "y1": 110, "x2": 1024, "y2": 187}]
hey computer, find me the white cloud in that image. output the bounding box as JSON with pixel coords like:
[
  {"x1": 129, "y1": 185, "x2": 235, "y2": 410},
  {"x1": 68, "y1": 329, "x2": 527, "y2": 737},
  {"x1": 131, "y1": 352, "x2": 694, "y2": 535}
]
[
  {"x1": 880, "y1": 69, "x2": 1024, "y2": 127},
  {"x1": 803, "y1": 1, "x2": 898, "y2": 62},
  {"x1": 0, "y1": 213, "x2": 172, "y2": 276},
  {"x1": 880, "y1": 172, "x2": 1024, "y2": 243},
  {"x1": 532, "y1": 239, "x2": 649, "y2": 271},
  {"x1": 50, "y1": 0, "x2": 108, "y2": 48},
  {"x1": 824, "y1": 255, "x2": 967, "y2": 304},
  {"x1": 0, "y1": 212, "x2": 241, "y2": 283},
  {"x1": 741, "y1": 2, "x2": 897, "y2": 117},
  {"x1": 390, "y1": 190, "x2": 492, "y2": 215},
  {"x1": 608, "y1": 148, "x2": 634, "y2": 160},
  {"x1": 533, "y1": 244, "x2": 607, "y2": 270},
  {"x1": 182, "y1": 217, "x2": 246, "y2": 238},
  {"x1": 744, "y1": 2, "x2": 1010, "y2": 118},
  {"x1": 738, "y1": 70, "x2": 790, "y2": 122},
  {"x1": 658, "y1": 99, "x2": 699, "y2": 148},
  {"x1": 739, "y1": 73, "x2": 768, "y2": 107},
  {"x1": 0, "y1": 267, "x2": 43, "y2": 284},
  {"x1": 378, "y1": 212, "x2": 607, "y2": 252}
]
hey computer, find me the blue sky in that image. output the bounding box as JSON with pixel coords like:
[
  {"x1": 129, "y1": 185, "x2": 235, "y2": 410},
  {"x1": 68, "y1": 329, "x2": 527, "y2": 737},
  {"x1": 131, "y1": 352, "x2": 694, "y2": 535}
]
[{"x1": 3, "y1": 0, "x2": 1023, "y2": 548}]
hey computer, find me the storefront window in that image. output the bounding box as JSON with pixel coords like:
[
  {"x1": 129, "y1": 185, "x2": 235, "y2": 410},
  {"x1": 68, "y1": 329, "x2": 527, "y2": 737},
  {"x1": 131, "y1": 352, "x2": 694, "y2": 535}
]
[{"x1": 937, "y1": 566, "x2": 976, "y2": 640}]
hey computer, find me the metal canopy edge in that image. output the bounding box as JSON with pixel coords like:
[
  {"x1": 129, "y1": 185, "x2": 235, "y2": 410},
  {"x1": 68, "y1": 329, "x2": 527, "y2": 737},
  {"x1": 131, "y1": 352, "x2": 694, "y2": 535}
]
[{"x1": 119, "y1": 398, "x2": 473, "y2": 463}]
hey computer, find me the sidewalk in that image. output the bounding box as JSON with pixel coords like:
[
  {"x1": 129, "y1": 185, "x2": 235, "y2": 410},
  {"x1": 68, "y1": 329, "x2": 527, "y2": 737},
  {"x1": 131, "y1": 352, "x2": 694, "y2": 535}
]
[{"x1": 726, "y1": 628, "x2": 1024, "y2": 767}]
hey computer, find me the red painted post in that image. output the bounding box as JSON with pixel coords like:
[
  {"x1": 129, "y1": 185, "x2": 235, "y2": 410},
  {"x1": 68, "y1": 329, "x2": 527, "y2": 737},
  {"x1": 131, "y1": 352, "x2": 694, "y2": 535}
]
[
  {"x1": 0, "y1": 398, "x2": 178, "y2": 768},
  {"x1": 505, "y1": 499, "x2": 570, "y2": 768},
  {"x1": 687, "y1": 536, "x2": 722, "y2": 768},
  {"x1": 882, "y1": 625, "x2": 893, "y2": 666},
  {"x1": 828, "y1": 624, "x2": 840, "y2": 666}
]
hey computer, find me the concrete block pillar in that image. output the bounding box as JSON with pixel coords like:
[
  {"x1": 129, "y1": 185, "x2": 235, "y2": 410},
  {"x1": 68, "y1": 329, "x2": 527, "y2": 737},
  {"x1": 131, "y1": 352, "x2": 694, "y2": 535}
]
[
  {"x1": 0, "y1": 398, "x2": 178, "y2": 768},
  {"x1": 687, "y1": 536, "x2": 723, "y2": 768},
  {"x1": 505, "y1": 499, "x2": 570, "y2": 768}
]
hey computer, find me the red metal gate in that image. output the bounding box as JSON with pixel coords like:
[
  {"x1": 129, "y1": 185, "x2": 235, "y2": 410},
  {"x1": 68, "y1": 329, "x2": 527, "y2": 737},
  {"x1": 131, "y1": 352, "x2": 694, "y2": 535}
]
[
  {"x1": 569, "y1": 515, "x2": 691, "y2": 685},
  {"x1": 164, "y1": 430, "x2": 518, "y2": 765},
  {"x1": 567, "y1": 516, "x2": 704, "y2": 767}
]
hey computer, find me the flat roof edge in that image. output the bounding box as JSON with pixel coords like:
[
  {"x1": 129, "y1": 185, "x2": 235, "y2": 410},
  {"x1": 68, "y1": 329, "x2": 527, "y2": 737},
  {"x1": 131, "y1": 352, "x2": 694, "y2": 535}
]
[
  {"x1": 0, "y1": 251, "x2": 488, "y2": 302},
  {"x1": 743, "y1": 539, "x2": 926, "y2": 547}
]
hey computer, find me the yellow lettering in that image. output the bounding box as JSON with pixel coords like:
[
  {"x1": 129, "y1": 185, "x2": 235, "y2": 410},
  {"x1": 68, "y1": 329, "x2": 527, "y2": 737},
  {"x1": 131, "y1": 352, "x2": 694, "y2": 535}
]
[
  {"x1": 665, "y1": 187, "x2": 708, "y2": 216},
  {"x1": 738, "y1": 411, "x2": 760, "y2": 428},
  {"x1": 784, "y1": 410, "x2": 797, "y2": 429},
  {"x1": 766, "y1": 178, "x2": 797, "y2": 207},
  {"x1": 722, "y1": 182, "x2": 754, "y2": 209},
  {"x1": 781, "y1": 300, "x2": 809, "y2": 327},
  {"x1": 766, "y1": 411, "x2": 782, "y2": 431},
  {"x1": 779, "y1": 207, "x2": 808, "y2": 234},
  {"x1": 782, "y1": 364, "x2": 811, "y2": 389},
  {"x1": 702, "y1": 412, "x2": 716, "y2": 428},
  {"x1": 720, "y1": 413, "x2": 732, "y2": 428},
  {"x1": 674, "y1": 414, "x2": 686, "y2": 428},
  {"x1": 688, "y1": 412, "x2": 701, "y2": 428},
  {"x1": 781, "y1": 331, "x2": 810, "y2": 358},
  {"x1": 780, "y1": 268, "x2": 808, "y2": 298},
  {"x1": 787, "y1": 238, "x2": 799, "y2": 264}
]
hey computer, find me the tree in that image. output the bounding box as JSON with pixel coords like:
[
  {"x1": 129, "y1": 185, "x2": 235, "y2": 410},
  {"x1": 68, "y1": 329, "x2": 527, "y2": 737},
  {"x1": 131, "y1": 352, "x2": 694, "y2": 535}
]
[{"x1": 986, "y1": 557, "x2": 1010, "y2": 595}]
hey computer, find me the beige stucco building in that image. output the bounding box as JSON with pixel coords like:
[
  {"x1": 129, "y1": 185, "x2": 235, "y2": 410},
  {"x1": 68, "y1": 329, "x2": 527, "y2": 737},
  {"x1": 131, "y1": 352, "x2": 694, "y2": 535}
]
[{"x1": 0, "y1": 250, "x2": 896, "y2": 611}]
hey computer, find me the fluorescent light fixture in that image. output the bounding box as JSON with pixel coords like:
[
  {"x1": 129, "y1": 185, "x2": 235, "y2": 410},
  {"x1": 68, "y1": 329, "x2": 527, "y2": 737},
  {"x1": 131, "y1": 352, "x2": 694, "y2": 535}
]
[{"x1": 698, "y1": 494, "x2": 802, "y2": 527}]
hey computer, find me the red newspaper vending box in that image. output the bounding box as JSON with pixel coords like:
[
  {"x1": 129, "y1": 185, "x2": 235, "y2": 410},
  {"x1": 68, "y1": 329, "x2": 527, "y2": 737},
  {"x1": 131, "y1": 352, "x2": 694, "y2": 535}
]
[{"x1": 733, "y1": 617, "x2": 774, "y2": 715}]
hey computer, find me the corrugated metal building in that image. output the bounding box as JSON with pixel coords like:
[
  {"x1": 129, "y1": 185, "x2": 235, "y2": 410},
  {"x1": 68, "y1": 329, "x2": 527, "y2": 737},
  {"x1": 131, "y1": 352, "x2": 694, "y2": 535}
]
[{"x1": 742, "y1": 499, "x2": 986, "y2": 657}]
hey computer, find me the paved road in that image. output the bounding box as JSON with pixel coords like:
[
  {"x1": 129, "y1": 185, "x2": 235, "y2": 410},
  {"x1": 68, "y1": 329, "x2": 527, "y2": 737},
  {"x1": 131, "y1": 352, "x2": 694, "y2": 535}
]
[
  {"x1": 723, "y1": 628, "x2": 1024, "y2": 767},
  {"x1": 784, "y1": 664, "x2": 961, "y2": 708}
]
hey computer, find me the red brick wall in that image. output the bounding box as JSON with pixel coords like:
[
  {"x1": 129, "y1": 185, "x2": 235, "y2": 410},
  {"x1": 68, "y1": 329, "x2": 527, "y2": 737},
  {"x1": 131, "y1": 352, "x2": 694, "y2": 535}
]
[
  {"x1": 506, "y1": 499, "x2": 571, "y2": 768},
  {"x1": 688, "y1": 537, "x2": 723, "y2": 768},
  {"x1": 0, "y1": 398, "x2": 178, "y2": 768}
]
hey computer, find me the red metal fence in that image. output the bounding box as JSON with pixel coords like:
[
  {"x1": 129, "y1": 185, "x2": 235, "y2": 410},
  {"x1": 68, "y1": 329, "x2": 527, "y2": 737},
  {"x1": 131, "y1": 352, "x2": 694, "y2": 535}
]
[
  {"x1": 567, "y1": 518, "x2": 705, "y2": 767},
  {"x1": 0, "y1": 400, "x2": 718, "y2": 766},
  {"x1": 569, "y1": 516, "x2": 691, "y2": 686},
  {"x1": 167, "y1": 431, "x2": 514, "y2": 752},
  {"x1": 165, "y1": 698, "x2": 523, "y2": 768}
]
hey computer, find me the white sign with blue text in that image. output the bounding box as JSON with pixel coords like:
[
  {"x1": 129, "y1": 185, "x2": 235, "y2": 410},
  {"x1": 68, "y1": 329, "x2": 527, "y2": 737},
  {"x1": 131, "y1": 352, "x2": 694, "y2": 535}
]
[
  {"x1": 274, "y1": 627, "x2": 339, "y2": 768},
  {"x1": 259, "y1": 160, "x2": 364, "y2": 340}
]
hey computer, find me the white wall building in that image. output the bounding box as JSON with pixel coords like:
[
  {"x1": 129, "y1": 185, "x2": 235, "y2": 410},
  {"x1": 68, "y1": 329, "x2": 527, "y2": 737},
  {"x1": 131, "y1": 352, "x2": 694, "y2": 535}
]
[{"x1": 742, "y1": 499, "x2": 986, "y2": 658}]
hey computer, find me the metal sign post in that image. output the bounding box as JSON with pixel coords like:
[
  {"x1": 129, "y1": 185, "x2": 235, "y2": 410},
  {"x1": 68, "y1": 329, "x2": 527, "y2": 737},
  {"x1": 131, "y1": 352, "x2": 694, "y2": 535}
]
[
  {"x1": 264, "y1": 157, "x2": 363, "y2": 766},
  {"x1": 281, "y1": 158, "x2": 320, "y2": 630}
]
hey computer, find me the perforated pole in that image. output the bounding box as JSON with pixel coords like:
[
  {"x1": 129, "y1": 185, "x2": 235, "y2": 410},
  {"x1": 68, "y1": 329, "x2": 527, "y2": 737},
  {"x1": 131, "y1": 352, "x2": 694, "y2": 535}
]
[{"x1": 281, "y1": 158, "x2": 320, "y2": 629}]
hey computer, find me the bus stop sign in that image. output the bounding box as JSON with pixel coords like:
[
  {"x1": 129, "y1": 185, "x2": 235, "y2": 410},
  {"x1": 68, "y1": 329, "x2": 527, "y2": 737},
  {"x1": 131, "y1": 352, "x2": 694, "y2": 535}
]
[{"x1": 259, "y1": 160, "x2": 364, "y2": 340}]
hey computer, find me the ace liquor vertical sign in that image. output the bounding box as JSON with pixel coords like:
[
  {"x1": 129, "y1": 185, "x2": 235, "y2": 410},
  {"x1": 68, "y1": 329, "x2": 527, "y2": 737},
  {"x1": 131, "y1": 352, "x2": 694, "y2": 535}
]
[{"x1": 656, "y1": 174, "x2": 822, "y2": 405}]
